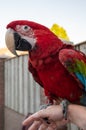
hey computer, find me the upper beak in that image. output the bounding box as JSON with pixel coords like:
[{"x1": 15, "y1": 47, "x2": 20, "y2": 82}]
[
  {"x1": 5, "y1": 28, "x2": 32, "y2": 56},
  {"x1": 5, "y1": 29, "x2": 18, "y2": 56}
]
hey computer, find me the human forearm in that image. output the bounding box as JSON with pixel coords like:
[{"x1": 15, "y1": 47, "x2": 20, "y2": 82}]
[
  {"x1": 68, "y1": 104, "x2": 86, "y2": 130},
  {"x1": 22, "y1": 104, "x2": 86, "y2": 130}
]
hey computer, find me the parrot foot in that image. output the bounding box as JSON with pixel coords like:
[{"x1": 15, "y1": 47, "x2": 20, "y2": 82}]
[
  {"x1": 39, "y1": 102, "x2": 52, "y2": 110},
  {"x1": 39, "y1": 103, "x2": 52, "y2": 124}
]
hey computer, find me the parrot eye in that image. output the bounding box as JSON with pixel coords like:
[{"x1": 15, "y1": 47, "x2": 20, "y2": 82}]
[{"x1": 22, "y1": 25, "x2": 30, "y2": 32}]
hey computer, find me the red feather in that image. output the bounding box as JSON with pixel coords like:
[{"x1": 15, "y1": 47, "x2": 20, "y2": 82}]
[{"x1": 29, "y1": 45, "x2": 82, "y2": 103}]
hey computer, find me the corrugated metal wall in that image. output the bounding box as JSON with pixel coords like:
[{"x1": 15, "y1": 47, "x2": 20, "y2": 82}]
[
  {"x1": 75, "y1": 41, "x2": 86, "y2": 54},
  {"x1": 4, "y1": 55, "x2": 41, "y2": 115}
]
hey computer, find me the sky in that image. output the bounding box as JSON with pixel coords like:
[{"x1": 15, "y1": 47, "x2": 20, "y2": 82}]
[{"x1": 0, "y1": 0, "x2": 86, "y2": 48}]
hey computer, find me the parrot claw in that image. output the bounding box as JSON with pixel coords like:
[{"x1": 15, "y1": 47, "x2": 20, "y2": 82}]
[
  {"x1": 39, "y1": 103, "x2": 52, "y2": 110},
  {"x1": 39, "y1": 103, "x2": 53, "y2": 124}
]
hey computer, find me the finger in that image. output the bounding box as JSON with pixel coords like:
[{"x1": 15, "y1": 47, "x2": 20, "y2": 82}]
[
  {"x1": 47, "y1": 124, "x2": 57, "y2": 130},
  {"x1": 23, "y1": 110, "x2": 48, "y2": 126},
  {"x1": 28, "y1": 121, "x2": 41, "y2": 130},
  {"x1": 49, "y1": 122, "x2": 57, "y2": 130},
  {"x1": 47, "y1": 127, "x2": 55, "y2": 130},
  {"x1": 39, "y1": 123, "x2": 48, "y2": 130},
  {"x1": 55, "y1": 119, "x2": 68, "y2": 128},
  {"x1": 23, "y1": 115, "x2": 34, "y2": 126}
]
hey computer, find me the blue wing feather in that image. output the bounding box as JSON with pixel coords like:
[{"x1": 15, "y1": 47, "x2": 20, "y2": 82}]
[
  {"x1": 75, "y1": 73, "x2": 86, "y2": 91},
  {"x1": 59, "y1": 49, "x2": 86, "y2": 91}
]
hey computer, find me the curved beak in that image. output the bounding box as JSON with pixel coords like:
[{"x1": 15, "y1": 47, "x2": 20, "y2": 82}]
[
  {"x1": 5, "y1": 28, "x2": 32, "y2": 56},
  {"x1": 5, "y1": 29, "x2": 18, "y2": 56}
]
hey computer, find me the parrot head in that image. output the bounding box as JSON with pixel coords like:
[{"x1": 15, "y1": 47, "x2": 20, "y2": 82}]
[{"x1": 5, "y1": 20, "x2": 64, "y2": 58}]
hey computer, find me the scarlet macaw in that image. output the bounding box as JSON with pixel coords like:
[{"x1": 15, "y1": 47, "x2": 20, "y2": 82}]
[{"x1": 5, "y1": 20, "x2": 86, "y2": 106}]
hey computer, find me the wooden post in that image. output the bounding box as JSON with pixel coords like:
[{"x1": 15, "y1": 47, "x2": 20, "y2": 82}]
[{"x1": 0, "y1": 57, "x2": 6, "y2": 130}]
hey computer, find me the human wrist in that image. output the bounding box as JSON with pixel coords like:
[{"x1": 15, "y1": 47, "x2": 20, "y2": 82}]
[
  {"x1": 67, "y1": 104, "x2": 77, "y2": 122},
  {"x1": 67, "y1": 104, "x2": 86, "y2": 129},
  {"x1": 67, "y1": 104, "x2": 72, "y2": 122}
]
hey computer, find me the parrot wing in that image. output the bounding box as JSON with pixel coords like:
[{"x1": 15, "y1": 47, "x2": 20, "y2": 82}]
[
  {"x1": 59, "y1": 49, "x2": 86, "y2": 91},
  {"x1": 29, "y1": 61, "x2": 43, "y2": 87}
]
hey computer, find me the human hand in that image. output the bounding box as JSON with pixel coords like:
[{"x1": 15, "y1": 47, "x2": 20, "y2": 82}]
[{"x1": 22, "y1": 105, "x2": 69, "y2": 130}]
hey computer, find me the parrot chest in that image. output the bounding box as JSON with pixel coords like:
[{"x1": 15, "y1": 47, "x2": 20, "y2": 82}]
[{"x1": 36, "y1": 59, "x2": 82, "y2": 102}]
